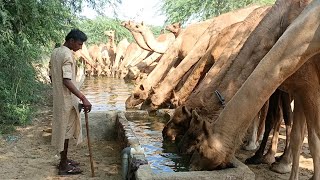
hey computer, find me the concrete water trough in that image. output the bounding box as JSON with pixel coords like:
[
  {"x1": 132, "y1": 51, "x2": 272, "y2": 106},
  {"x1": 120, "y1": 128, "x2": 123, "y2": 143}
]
[
  {"x1": 115, "y1": 111, "x2": 255, "y2": 180},
  {"x1": 83, "y1": 110, "x2": 255, "y2": 180}
]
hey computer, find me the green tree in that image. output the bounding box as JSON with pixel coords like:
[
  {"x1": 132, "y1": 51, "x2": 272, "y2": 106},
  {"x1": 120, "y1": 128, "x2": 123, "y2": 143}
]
[
  {"x1": 0, "y1": 0, "x2": 120, "y2": 134},
  {"x1": 160, "y1": 0, "x2": 276, "y2": 24}
]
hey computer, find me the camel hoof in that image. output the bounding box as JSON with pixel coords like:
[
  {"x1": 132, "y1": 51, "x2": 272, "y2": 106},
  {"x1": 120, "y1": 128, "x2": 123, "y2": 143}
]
[
  {"x1": 262, "y1": 154, "x2": 276, "y2": 165},
  {"x1": 270, "y1": 162, "x2": 291, "y2": 174},
  {"x1": 245, "y1": 156, "x2": 263, "y2": 165}
]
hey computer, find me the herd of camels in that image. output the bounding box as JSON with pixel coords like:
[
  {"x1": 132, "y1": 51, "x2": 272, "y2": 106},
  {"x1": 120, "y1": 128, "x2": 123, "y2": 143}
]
[{"x1": 76, "y1": 0, "x2": 320, "y2": 179}]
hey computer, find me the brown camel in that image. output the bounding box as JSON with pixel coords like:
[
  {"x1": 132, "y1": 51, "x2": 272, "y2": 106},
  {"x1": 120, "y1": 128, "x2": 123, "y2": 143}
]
[
  {"x1": 125, "y1": 5, "x2": 260, "y2": 109},
  {"x1": 188, "y1": 2, "x2": 319, "y2": 180}
]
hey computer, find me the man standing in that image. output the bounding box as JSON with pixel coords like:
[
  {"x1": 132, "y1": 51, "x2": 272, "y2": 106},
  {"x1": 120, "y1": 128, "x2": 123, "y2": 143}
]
[{"x1": 49, "y1": 29, "x2": 92, "y2": 175}]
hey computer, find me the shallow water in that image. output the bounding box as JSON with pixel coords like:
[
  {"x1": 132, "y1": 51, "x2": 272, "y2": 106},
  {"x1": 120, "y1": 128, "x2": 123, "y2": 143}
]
[
  {"x1": 80, "y1": 77, "x2": 133, "y2": 112},
  {"x1": 81, "y1": 77, "x2": 189, "y2": 173},
  {"x1": 128, "y1": 116, "x2": 190, "y2": 173}
]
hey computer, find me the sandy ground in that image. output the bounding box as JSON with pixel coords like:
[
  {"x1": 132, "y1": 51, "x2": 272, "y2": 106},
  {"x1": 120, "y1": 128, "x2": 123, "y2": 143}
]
[
  {"x1": 0, "y1": 104, "x2": 122, "y2": 180},
  {"x1": 0, "y1": 103, "x2": 314, "y2": 180}
]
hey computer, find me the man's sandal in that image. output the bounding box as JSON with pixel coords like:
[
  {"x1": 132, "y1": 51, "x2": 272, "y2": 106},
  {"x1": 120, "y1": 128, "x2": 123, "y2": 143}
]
[
  {"x1": 58, "y1": 165, "x2": 83, "y2": 175},
  {"x1": 67, "y1": 159, "x2": 80, "y2": 166},
  {"x1": 56, "y1": 159, "x2": 80, "y2": 169}
]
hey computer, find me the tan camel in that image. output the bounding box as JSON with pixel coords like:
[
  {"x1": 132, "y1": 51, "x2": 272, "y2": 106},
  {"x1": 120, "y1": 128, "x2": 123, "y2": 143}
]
[
  {"x1": 170, "y1": 20, "x2": 248, "y2": 107},
  {"x1": 118, "y1": 42, "x2": 145, "y2": 79},
  {"x1": 147, "y1": 5, "x2": 261, "y2": 110},
  {"x1": 74, "y1": 43, "x2": 96, "y2": 76},
  {"x1": 125, "y1": 18, "x2": 215, "y2": 108},
  {"x1": 165, "y1": 22, "x2": 182, "y2": 37},
  {"x1": 121, "y1": 21, "x2": 153, "y2": 51},
  {"x1": 188, "y1": 2, "x2": 319, "y2": 180},
  {"x1": 163, "y1": 0, "x2": 307, "y2": 142},
  {"x1": 126, "y1": 21, "x2": 176, "y2": 54},
  {"x1": 163, "y1": 5, "x2": 272, "y2": 140},
  {"x1": 88, "y1": 44, "x2": 105, "y2": 76},
  {"x1": 104, "y1": 30, "x2": 116, "y2": 67},
  {"x1": 125, "y1": 5, "x2": 260, "y2": 109},
  {"x1": 112, "y1": 38, "x2": 130, "y2": 77}
]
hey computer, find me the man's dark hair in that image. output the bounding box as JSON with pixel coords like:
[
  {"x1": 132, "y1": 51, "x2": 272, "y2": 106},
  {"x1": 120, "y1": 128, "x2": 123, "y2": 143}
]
[{"x1": 65, "y1": 29, "x2": 87, "y2": 42}]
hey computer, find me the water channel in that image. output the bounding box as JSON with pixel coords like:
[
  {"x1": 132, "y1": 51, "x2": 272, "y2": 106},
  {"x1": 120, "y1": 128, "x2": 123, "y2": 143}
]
[{"x1": 80, "y1": 77, "x2": 189, "y2": 173}]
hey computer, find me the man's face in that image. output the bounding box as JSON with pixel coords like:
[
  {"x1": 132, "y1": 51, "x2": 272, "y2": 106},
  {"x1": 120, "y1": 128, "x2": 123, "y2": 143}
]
[{"x1": 70, "y1": 39, "x2": 83, "y2": 52}]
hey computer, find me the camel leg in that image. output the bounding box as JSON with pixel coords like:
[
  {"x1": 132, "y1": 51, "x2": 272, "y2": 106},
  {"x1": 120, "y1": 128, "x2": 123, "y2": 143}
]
[
  {"x1": 245, "y1": 90, "x2": 280, "y2": 164},
  {"x1": 289, "y1": 97, "x2": 306, "y2": 180},
  {"x1": 271, "y1": 92, "x2": 293, "y2": 174},
  {"x1": 243, "y1": 113, "x2": 260, "y2": 150},
  {"x1": 302, "y1": 94, "x2": 320, "y2": 180},
  {"x1": 262, "y1": 110, "x2": 282, "y2": 165},
  {"x1": 257, "y1": 100, "x2": 269, "y2": 141}
]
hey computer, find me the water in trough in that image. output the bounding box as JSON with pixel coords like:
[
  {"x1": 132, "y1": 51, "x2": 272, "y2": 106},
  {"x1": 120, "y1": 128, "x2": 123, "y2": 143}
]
[{"x1": 80, "y1": 77, "x2": 189, "y2": 173}]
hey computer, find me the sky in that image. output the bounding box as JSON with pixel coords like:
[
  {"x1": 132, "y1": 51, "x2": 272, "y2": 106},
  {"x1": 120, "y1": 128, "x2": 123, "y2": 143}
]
[{"x1": 80, "y1": 0, "x2": 167, "y2": 26}]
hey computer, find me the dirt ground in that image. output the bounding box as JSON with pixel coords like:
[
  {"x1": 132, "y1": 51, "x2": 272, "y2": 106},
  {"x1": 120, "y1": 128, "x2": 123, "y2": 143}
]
[
  {"x1": 0, "y1": 103, "x2": 314, "y2": 179},
  {"x1": 0, "y1": 104, "x2": 122, "y2": 180}
]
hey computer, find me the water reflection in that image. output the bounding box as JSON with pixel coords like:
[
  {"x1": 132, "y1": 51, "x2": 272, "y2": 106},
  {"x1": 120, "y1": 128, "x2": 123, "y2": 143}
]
[
  {"x1": 129, "y1": 117, "x2": 190, "y2": 173},
  {"x1": 80, "y1": 77, "x2": 133, "y2": 112}
]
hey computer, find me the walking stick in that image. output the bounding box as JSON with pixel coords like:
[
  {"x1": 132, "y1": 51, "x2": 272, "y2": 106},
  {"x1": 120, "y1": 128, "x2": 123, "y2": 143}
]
[{"x1": 84, "y1": 110, "x2": 95, "y2": 177}]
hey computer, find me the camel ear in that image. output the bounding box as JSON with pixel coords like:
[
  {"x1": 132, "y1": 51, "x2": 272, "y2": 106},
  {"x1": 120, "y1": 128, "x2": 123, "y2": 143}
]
[
  {"x1": 182, "y1": 105, "x2": 191, "y2": 117},
  {"x1": 141, "y1": 21, "x2": 144, "y2": 25},
  {"x1": 178, "y1": 22, "x2": 181, "y2": 27}
]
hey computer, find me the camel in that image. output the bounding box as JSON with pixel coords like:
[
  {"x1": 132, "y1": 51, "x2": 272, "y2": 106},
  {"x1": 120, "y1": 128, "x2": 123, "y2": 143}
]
[
  {"x1": 104, "y1": 30, "x2": 116, "y2": 67},
  {"x1": 125, "y1": 18, "x2": 215, "y2": 108},
  {"x1": 125, "y1": 21, "x2": 176, "y2": 54},
  {"x1": 163, "y1": 0, "x2": 309, "y2": 144},
  {"x1": 88, "y1": 44, "x2": 105, "y2": 76},
  {"x1": 125, "y1": 5, "x2": 260, "y2": 109},
  {"x1": 74, "y1": 43, "x2": 96, "y2": 76},
  {"x1": 117, "y1": 42, "x2": 145, "y2": 79},
  {"x1": 112, "y1": 38, "x2": 130, "y2": 77},
  {"x1": 188, "y1": 1, "x2": 319, "y2": 179},
  {"x1": 162, "y1": 5, "x2": 272, "y2": 141},
  {"x1": 121, "y1": 21, "x2": 153, "y2": 51},
  {"x1": 165, "y1": 22, "x2": 182, "y2": 37},
  {"x1": 145, "y1": 5, "x2": 262, "y2": 110},
  {"x1": 170, "y1": 19, "x2": 253, "y2": 107}
]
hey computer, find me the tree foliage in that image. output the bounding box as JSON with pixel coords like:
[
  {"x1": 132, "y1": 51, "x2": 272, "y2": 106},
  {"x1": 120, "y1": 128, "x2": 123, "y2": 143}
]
[
  {"x1": 77, "y1": 17, "x2": 163, "y2": 46},
  {"x1": 77, "y1": 17, "x2": 133, "y2": 45},
  {"x1": 160, "y1": 0, "x2": 276, "y2": 24},
  {"x1": 0, "y1": 0, "x2": 119, "y2": 134}
]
